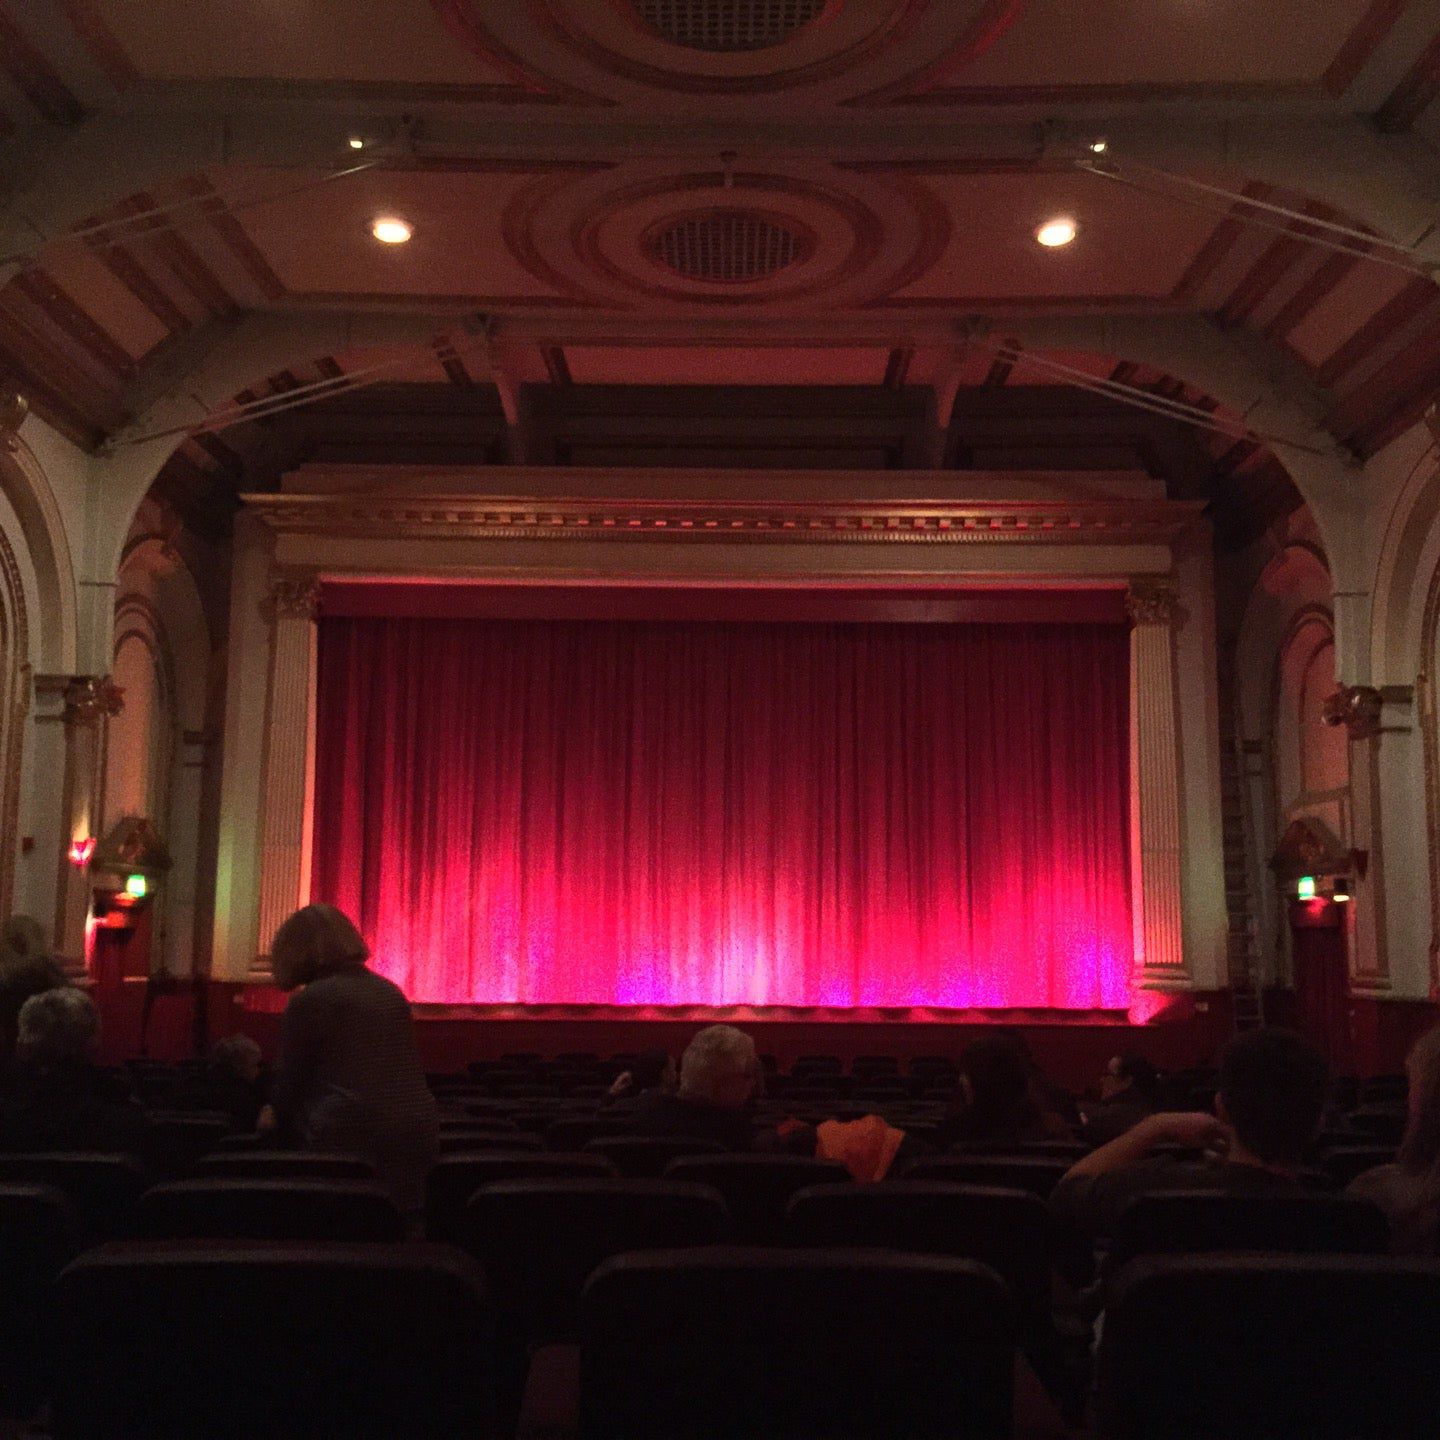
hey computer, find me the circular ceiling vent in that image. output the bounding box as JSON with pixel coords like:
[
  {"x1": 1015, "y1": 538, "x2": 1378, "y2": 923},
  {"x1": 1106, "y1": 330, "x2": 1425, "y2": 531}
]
[
  {"x1": 635, "y1": 0, "x2": 828, "y2": 53},
  {"x1": 648, "y1": 209, "x2": 809, "y2": 284}
]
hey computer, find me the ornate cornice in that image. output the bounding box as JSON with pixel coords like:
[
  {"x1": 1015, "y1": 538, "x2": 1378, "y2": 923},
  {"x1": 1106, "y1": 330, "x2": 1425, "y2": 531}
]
[
  {"x1": 1125, "y1": 580, "x2": 1182, "y2": 628},
  {"x1": 242, "y1": 493, "x2": 1203, "y2": 546}
]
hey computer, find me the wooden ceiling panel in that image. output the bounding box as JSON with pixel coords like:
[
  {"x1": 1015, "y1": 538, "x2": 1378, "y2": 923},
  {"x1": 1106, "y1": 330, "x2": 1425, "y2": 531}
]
[
  {"x1": 563, "y1": 347, "x2": 892, "y2": 387},
  {"x1": 228, "y1": 166, "x2": 561, "y2": 301},
  {"x1": 949, "y1": 0, "x2": 1377, "y2": 88},
  {"x1": 891, "y1": 172, "x2": 1212, "y2": 301},
  {"x1": 1284, "y1": 264, "x2": 1426, "y2": 372},
  {"x1": 36, "y1": 246, "x2": 172, "y2": 361},
  {"x1": 87, "y1": 0, "x2": 511, "y2": 85}
]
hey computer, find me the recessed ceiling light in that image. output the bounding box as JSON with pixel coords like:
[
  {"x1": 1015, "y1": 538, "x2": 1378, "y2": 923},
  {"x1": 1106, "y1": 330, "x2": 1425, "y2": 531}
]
[
  {"x1": 1088, "y1": 139, "x2": 1108, "y2": 155},
  {"x1": 371, "y1": 216, "x2": 413, "y2": 245},
  {"x1": 1035, "y1": 216, "x2": 1078, "y2": 248},
  {"x1": 348, "y1": 136, "x2": 366, "y2": 151}
]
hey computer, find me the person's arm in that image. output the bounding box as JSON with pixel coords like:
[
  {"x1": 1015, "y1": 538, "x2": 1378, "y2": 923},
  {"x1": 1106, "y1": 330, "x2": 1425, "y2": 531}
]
[{"x1": 1059, "y1": 1110, "x2": 1227, "y2": 1186}]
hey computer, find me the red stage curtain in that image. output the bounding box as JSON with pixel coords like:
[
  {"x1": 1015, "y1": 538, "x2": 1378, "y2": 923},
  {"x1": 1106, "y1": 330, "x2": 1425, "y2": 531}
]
[{"x1": 311, "y1": 617, "x2": 1132, "y2": 1009}]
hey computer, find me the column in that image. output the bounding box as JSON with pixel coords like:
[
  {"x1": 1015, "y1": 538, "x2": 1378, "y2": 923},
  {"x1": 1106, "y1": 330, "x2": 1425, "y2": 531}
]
[
  {"x1": 160, "y1": 727, "x2": 213, "y2": 978},
  {"x1": 38, "y1": 675, "x2": 124, "y2": 969},
  {"x1": 1128, "y1": 581, "x2": 1188, "y2": 986},
  {"x1": 254, "y1": 575, "x2": 318, "y2": 958}
]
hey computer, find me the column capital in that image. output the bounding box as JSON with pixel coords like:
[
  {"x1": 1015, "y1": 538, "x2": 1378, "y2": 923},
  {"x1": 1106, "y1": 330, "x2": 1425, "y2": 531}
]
[
  {"x1": 268, "y1": 574, "x2": 320, "y2": 621},
  {"x1": 42, "y1": 674, "x2": 126, "y2": 729},
  {"x1": 1126, "y1": 580, "x2": 1182, "y2": 630}
]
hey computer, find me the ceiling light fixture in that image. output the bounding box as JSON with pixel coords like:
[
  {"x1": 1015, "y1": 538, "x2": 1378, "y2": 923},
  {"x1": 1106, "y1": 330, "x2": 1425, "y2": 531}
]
[
  {"x1": 370, "y1": 216, "x2": 413, "y2": 245},
  {"x1": 348, "y1": 136, "x2": 366, "y2": 150},
  {"x1": 1088, "y1": 139, "x2": 1108, "y2": 154},
  {"x1": 1035, "y1": 216, "x2": 1077, "y2": 248}
]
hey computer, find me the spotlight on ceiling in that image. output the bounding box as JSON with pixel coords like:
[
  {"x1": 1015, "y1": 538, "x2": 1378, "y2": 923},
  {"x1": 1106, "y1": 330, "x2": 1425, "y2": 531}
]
[
  {"x1": 1035, "y1": 216, "x2": 1078, "y2": 248},
  {"x1": 1088, "y1": 139, "x2": 1109, "y2": 154},
  {"x1": 348, "y1": 136, "x2": 366, "y2": 151},
  {"x1": 370, "y1": 216, "x2": 413, "y2": 245}
]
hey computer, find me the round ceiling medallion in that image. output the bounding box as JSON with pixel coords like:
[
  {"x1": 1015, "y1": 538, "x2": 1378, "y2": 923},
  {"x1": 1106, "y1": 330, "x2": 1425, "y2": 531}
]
[
  {"x1": 646, "y1": 209, "x2": 811, "y2": 283},
  {"x1": 634, "y1": 0, "x2": 828, "y2": 52}
]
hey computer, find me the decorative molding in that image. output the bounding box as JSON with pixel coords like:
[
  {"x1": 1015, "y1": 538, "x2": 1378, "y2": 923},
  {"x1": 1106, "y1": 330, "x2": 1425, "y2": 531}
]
[
  {"x1": 1321, "y1": 684, "x2": 1385, "y2": 740},
  {"x1": 61, "y1": 675, "x2": 124, "y2": 728},
  {"x1": 268, "y1": 576, "x2": 321, "y2": 620},
  {"x1": 243, "y1": 493, "x2": 1204, "y2": 546},
  {"x1": 0, "y1": 387, "x2": 27, "y2": 452},
  {"x1": 1125, "y1": 580, "x2": 1182, "y2": 629}
]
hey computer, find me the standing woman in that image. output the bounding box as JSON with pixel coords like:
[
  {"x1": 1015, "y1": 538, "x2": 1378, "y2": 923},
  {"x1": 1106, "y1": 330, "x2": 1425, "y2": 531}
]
[{"x1": 263, "y1": 904, "x2": 438, "y2": 1218}]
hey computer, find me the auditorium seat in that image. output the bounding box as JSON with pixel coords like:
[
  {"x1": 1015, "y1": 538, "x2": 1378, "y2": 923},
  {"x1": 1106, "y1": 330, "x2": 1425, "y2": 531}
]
[
  {"x1": 425, "y1": 1150, "x2": 619, "y2": 1244},
  {"x1": 133, "y1": 1179, "x2": 405, "y2": 1242},
  {"x1": 1097, "y1": 1255, "x2": 1440, "y2": 1439},
  {"x1": 437, "y1": 1130, "x2": 543, "y2": 1155},
  {"x1": 0, "y1": 1154, "x2": 148, "y2": 1240},
  {"x1": 665, "y1": 1155, "x2": 849, "y2": 1243},
  {"x1": 545, "y1": 1116, "x2": 642, "y2": 1150},
  {"x1": 581, "y1": 1248, "x2": 1016, "y2": 1439},
  {"x1": 194, "y1": 1151, "x2": 376, "y2": 1182},
  {"x1": 0, "y1": 1185, "x2": 83, "y2": 1419},
  {"x1": 1358, "y1": 1074, "x2": 1408, "y2": 1105},
  {"x1": 1323, "y1": 1143, "x2": 1398, "y2": 1188},
  {"x1": 140, "y1": 1112, "x2": 231, "y2": 1178},
  {"x1": 53, "y1": 1241, "x2": 496, "y2": 1439},
  {"x1": 1345, "y1": 1104, "x2": 1409, "y2": 1146},
  {"x1": 584, "y1": 1135, "x2": 727, "y2": 1176},
  {"x1": 786, "y1": 1181, "x2": 1075, "y2": 1412},
  {"x1": 899, "y1": 1154, "x2": 1071, "y2": 1198},
  {"x1": 466, "y1": 1179, "x2": 729, "y2": 1341},
  {"x1": 1106, "y1": 1191, "x2": 1390, "y2": 1272}
]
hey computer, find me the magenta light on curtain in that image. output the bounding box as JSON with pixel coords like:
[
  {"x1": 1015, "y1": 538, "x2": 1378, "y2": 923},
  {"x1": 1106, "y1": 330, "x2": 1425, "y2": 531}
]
[{"x1": 311, "y1": 616, "x2": 1133, "y2": 1009}]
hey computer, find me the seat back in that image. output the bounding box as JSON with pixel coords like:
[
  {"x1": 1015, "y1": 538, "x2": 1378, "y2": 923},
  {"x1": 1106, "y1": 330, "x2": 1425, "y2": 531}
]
[
  {"x1": 1108, "y1": 1190, "x2": 1390, "y2": 1270},
  {"x1": 436, "y1": 1130, "x2": 542, "y2": 1155},
  {"x1": 665, "y1": 1155, "x2": 849, "y2": 1243},
  {"x1": 140, "y1": 1113, "x2": 231, "y2": 1179},
  {"x1": 786, "y1": 1182, "x2": 1052, "y2": 1306},
  {"x1": 54, "y1": 1241, "x2": 495, "y2": 1439},
  {"x1": 581, "y1": 1247, "x2": 1015, "y2": 1439},
  {"x1": 425, "y1": 1150, "x2": 618, "y2": 1244},
  {"x1": 193, "y1": 1151, "x2": 375, "y2": 1182},
  {"x1": 1098, "y1": 1255, "x2": 1440, "y2": 1439},
  {"x1": 545, "y1": 1116, "x2": 640, "y2": 1150},
  {"x1": 0, "y1": 1154, "x2": 148, "y2": 1239},
  {"x1": 1323, "y1": 1144, "x2": 1398, "y2": 1188},
  {"x1": 0, "y1": 1185, "x2": 84, "y2": 1417},
  {"x1": 898, "y1": 1154, "x2": 1070, "y2": 1198},
  {"x1": 466, "y1": 1178, "x2": 729, "y2": 1343},
  {"x1": 584, "y1": 1135, "x2": 726, "y2": 1177},
  {"x1": 133, "y1": 1179, "x2": 404, "y2": 1242}
]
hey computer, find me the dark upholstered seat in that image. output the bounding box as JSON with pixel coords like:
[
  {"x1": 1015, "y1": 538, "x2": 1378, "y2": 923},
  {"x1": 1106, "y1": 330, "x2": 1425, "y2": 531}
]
[{"x1": 581, "y1": 1247, "x2": 1016, "y2": 1438}]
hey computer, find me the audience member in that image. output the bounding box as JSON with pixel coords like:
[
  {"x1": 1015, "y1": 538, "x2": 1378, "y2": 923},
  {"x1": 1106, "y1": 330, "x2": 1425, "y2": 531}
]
[
  {"x1": 936, "y1": 1033, "x2": 1074, "y2": 1148},
  {"x1": 0, "y1": 915, "x2": 66, "y2": 1063},
  {"x1": 1082, "y1": 1053, "x2": 1161, "y2": 1145},
  {"x1": 0, "y1": 987, "x2": 145, "y2": 1153},
  {"x1": 622, "y1": 1024, "x2": 760, "y2": 1149},
  {"x1": 1051, "y1": 1027, "x2": 1328, "y2": 1239},
  {"x1": 1347, "y1": 1027, "x2": 1440, "y2": 1253},
  {"x1": 208, "y1": 1033, "x2": 268, "y2": 1132},
  {"x1": 262, "y1": 904, "x2": 438, "y2": 1215}
]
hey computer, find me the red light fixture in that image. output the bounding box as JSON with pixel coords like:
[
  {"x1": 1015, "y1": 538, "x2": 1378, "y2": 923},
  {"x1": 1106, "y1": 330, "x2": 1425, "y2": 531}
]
[{"x1": 67, "y1": 837, "x2": 95, "y2": 867}]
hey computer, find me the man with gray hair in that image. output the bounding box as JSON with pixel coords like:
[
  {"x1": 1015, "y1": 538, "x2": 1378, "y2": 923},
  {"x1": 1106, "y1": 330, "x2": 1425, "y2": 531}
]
[
  {"x1": 624, "y1": 1024, "x2": 763, "y2": 1150},
  {"x1": 0, "y1": 987, "x2": 144, "y2": 1153}
]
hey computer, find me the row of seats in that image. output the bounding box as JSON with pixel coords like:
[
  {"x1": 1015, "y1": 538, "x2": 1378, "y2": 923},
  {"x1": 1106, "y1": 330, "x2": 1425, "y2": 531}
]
[{"x1": 25, "y1": 1238, "x2": 1440, "y2": 1438}]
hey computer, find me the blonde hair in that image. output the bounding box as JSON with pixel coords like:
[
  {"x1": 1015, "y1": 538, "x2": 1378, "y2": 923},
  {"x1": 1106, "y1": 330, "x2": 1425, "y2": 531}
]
[{"x1": 269, "y1": 904, "x2": 369, "y2": 991}]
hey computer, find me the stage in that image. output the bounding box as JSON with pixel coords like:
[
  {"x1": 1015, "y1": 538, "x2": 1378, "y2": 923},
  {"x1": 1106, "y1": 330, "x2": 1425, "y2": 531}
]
[{"x1": 211, "y1": 990, "x2": 1227, "y2": 1090}]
